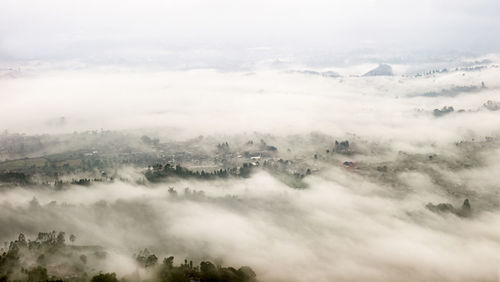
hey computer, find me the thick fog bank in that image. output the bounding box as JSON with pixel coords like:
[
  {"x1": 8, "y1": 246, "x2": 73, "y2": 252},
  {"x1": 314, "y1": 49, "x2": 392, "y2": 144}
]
[
  {"x1": 0, "y1": 169, "x2": 499, "y2": 282},
  {"x1": 1, "y1": 61, "x2": 500, "y2": 146}
]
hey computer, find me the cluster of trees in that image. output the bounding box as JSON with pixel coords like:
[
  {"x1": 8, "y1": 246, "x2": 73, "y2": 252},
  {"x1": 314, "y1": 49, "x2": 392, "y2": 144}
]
[
  {"x1": 0, "y1": 156, "x2": 112, "y2": 187},
  {"x1": 433, "y1": 106, "x2": 455, "y2": 117},
  {"x1": 0, "y1": 172, "x2": 30, "y2": 185},
  {"x1": 134, "y1": 248, "x2": 257, "y2": 282},
  {"x1": 0, "y1": 232, "x2": 257, "y2": 282},
  {"x1": 141, "y1": 136, "x2": 160, "y2": 147},
  {"x1": 333, "y1": 140, "x2": 351, "y2": 154},
  {"x1": 426, "y1": 199, "x2": 472, "y2": 218},
  {"x1": 216, "y1": 142, "x2": 230, "y2": 152},
  {"x1": 1, "y1": 160, "x2": 309, "y2": 189},
  {"x1": 414, "y1": 68, "x2": 449, "y2": 77},
  {"x1": 145, "y1": 152, "x2": 311, "y2": 186},
  {"x1": 0, "y1": 231, "x2": 96, "y2": 281},
  {"x1": 71, "y1": 178, "x2": 108, "y2": 186},
  {"x1": 258, "y1": 139, "x2": 277, "y2": 152},
  {"x1": 144, "y1": 163, "x2": 256, "y2": 183},
  {"x1": 46, "y1": 177, "x2": 109, "y2": 189},
  {"x1": 71, "y1": 178, "x2": 93, "y2": 186},
  {"x1": 144, "y1": 158, "x2": 311, "y2": 188}
]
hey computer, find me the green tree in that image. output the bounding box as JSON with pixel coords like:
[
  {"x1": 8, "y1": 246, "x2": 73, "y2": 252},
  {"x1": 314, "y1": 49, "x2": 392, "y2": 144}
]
[
  {"x1": 26, "y1": 266, "x2": 48, "y2": 282},
  {"x1": 91, "y1": 272, "x2": 118, "y2": 282}
]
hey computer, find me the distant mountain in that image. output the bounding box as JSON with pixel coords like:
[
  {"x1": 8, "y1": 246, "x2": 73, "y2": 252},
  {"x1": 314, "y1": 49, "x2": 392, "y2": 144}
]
[{"x1": 363, "y1": 64, "x2": 393, "y2": 76}]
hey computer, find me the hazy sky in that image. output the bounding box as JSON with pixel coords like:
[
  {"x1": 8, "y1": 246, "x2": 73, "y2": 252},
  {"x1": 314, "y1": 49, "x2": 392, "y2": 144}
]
[{"x1": 1, "y1": 0, "x2": 499, "y2": 65}]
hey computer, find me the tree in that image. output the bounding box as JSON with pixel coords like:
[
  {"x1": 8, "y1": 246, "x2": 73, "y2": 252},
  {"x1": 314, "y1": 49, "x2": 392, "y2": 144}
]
[
  {"x1": 141, "y1": 135, "x2": 152, "y2": 145},
  {"x1": 80, "y1": 254, "x2": 87, "y2": 264},
  {"x1": 69, "y1": 234, "x2": 76, "y2": 243},
  {"x1": 200, "y1": 261, "x2": 216, "y2": 273},
  {"x1": 29, "y1": 197, "x2": 40, "y2": 209},
  {"x1": 56, "y1": 232, "x2": 65, "y2": 245},
  {"x1": 146, "y1": 254, "x2": 158, "y2": 267},
  {"x1": 163, "y1": 256, "x2": 174, "y2": 269},
  {"x1": 26, "y1": 266, "x2": 48, "y2": 282},
  {"x1": 91, "y1": 272, "x2": 118, "y2": 282},
  {"x1": 17, "y1": 233, "x2": 27, "y2": 247}
]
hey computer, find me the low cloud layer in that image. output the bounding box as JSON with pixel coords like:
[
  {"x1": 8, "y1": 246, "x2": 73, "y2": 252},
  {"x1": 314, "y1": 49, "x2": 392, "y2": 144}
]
[
  {"x1": 1, "y1": 57, "x2": 500, "y2": 281},
  {"x1": 0, "y1": 168, "x2": 499, "y2": 281},
  {"x1": 1, "y1": 60, "x2": 500, "y2": 145}
]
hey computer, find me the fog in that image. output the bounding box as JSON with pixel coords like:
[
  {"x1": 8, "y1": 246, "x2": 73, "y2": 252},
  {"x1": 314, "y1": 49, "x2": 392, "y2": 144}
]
[
  {"x1": 1, "y1": 60, "x2": 500, "y2": 143},
  {"x1": 0, "y1": 57, "x2": 500, "y2": 281},
  {"x1": 1, "y1": 168, "x2": 499, "y2": 281},
  {"x1": 1, "y1": 1, "x2": 500, "y2": 280}
]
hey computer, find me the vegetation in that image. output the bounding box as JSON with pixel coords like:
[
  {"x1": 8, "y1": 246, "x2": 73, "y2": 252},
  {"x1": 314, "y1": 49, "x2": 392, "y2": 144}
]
[
  {"x1": 433, "y1": 106, "x2": 455, "y2": 117},
  {"x1": 145, "y1": 163, "x2": 238, "y2": 182},
  {"x1": 0, "y1": 232, "x2": 257, "y2": 282}
]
